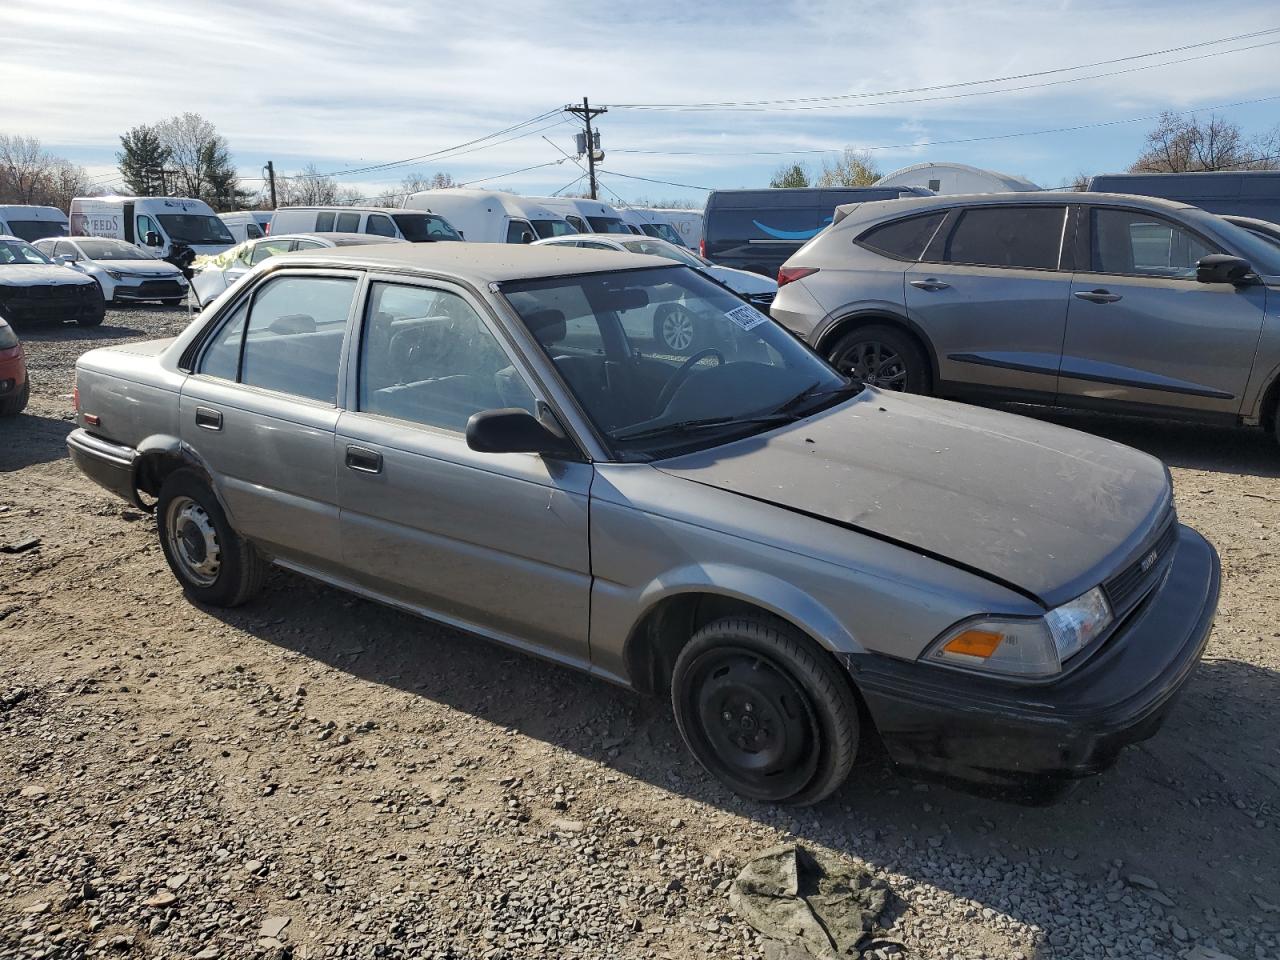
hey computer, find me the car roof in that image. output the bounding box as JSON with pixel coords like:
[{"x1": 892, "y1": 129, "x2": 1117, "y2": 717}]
[
  {"x1": 834, "y1": 190, "x2": 1198, "y2": 224},
  {"x1": 260, "y1": 232, "x2": 372, "y2": 243},
  {"x1": 536, "y1": 233, "x2": 626, "y2": 244},
  {"x1": 283, "y1": 241, "x2": 673, "y2": 283}
]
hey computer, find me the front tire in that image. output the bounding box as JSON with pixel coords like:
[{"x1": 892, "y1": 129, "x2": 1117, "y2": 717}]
[
  {"x1": 156, "y1": 470, "x2": 265, "y2": 607},
  {"x1": 827, "y1": 324, "x2": 929, "y2": 393},
  {"x1": 161, "y1": 298, "x2": 185, "y2": 307},
  {"x1": 672, "y1": 615, "x2": 859, "y2": 805}
]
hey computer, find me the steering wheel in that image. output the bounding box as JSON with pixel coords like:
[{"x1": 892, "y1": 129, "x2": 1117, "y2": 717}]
[
  {"x1": 388, "y1": 325, "x2": 433, "y2": 383},
  {"x1": 654, "y1": 348, "x2": 725, "y2": 414}
]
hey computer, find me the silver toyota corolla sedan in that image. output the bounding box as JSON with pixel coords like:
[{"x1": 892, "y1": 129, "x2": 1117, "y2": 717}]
[
  {"x1": 67, "y1": 244, "x2": 1220, "y2": 804},
  {"x1": 770, "y1": 192, "x2": 1280, "y2": 445}
]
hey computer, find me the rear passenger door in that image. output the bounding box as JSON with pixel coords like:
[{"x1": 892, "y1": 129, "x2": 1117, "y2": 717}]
[
  {"x1": 905, "y1": 204, "x2": 1071, "y2": 401},
  {"x1": 335, "y1": 277, "x2": 593, "y2": 663},
  {"x1": 180, "y1": 271, "x2": 360, "y2": 570},
  {"x1": 1059, "y1": 205, "x2": 1266, "y2": 416}
]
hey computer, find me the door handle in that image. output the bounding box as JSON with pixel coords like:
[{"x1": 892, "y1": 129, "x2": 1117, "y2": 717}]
[
  {"x1": 1073, "y1": 289, "x2": 1123, "y2": 304},
  {"x1": 345, "y1": 445, "x2": 383, "y2": 475},
  {"x1": 909, "y1": 278, "x2": 950, "y2": 291},
  {"x1": 194, "y1": 406, "x2": 222, "y2": 431}
]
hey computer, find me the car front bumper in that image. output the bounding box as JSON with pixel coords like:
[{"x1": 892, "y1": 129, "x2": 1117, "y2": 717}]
[
  {"x1": 848, "y1": 524, "x2": 1219, "y2": 800},
  {"x1": 112, "y1": 278, "x2": 189, "y2": 302},
  {"x1": 0, "y1": 285, "x2": 104, "y2": 324},
  {"x1": 67, "y1": 428, "x2": 142, "y2": 507}
]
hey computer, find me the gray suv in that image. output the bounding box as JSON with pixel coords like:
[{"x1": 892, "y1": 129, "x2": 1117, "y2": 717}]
[{"x1": 770, "y1": 192, "x2": 1280, "y2": 443}]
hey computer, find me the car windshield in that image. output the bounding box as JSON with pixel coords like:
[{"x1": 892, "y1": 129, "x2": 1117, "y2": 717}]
[
  {"x1": 1191, "y1": 210, "x2": 1280, "y2": 276},
  {"x1": 391, "y1": 213, "x2": 462, "y2": 242},
  {"x1": 586, "y1": 216, "x2": 630, "y2": 234},
  {"x1": 6, "y1": 220, "x2": 67, "y2": 242},
  {"x1": 157, "y1": 214, "x2": 235, "y2": 245},
  {"x1": 532, "y1": 219, "x2": 577, "y2": 238},
  {"x1": 501, "y1": 265, "x2": 851, "y2": 458},
  {"x1": 76, "y1": 239, "x2": 151, "y2": 261},
  {"x1": 0, "y1": 239, "x2": 53, "y2": 265},
  {"x1": 620, "y1": 238, "x2": 704, "y2": 269}
]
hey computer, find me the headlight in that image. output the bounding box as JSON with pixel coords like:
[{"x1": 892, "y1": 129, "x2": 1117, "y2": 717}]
[
  {"x1": 106, "y1": 269, "x2": 126, "y2": 280},
  {"x1": 925, "y1": 586, "x2": 1113, "y2": 679}
]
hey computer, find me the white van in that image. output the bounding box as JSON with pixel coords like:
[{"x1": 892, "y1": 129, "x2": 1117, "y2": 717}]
[
  {"x1": 617, "y1": 208, "x2": 689, "y2": 247},
  {"x1": 218, "y1": 211, "x2": 271, "y2": 243},
  {"x1": 401, "y1": 189, "x2": 576, "y2": 243},
  {"x1": 269, "y1": 207, "x2": 461, "y2": 243},
  {"x1": 0, "y1": 205, "x2": 70, "y2": 242},
  {"x1": 69, "y1": 196, "x2": 234, "y2": 262},
  {"x1": 528, "y1": 197, "x2": 630, "y2": 235},
  {"x1": 646, "y1": 208, "x2": 704, "y2": 250}
]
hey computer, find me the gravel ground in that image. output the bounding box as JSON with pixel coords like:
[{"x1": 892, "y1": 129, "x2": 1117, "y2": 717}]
[{"x1": 1, "y1": 305, "x2": 1278, "y2": 960}]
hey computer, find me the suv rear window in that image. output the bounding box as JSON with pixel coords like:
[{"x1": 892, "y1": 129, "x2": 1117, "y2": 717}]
[
  {"x1": 857, "y1": 213, "x2": 946, "y2": 261},
  {"x1": 943, "y1": 206, "x2": 1066, "y2": 270}
]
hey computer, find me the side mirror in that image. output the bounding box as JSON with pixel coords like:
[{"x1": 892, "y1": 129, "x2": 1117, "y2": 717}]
[
  {"x1": 1196, "y1": 254, "x2": 1257, "y2": 285},
  {"x1": 144, "y1": 231, "x2": 163, "y2": 247},
  {"x1": 466, "y1": 408, "x2": 578, "y2": 458},
  {"x1": 55, "y1": 253, "x2": 77, "y2": 265}
]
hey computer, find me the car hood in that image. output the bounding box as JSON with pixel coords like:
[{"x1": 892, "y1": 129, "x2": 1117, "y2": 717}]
[
  {"x1": 705, "y1": 263, "x2": 778, "y2": 294},
  {"x1": 86, "y1": 259, "x2": 182, "y2": 276},
  {"x1": 656, "y1": 389, "x2": 1171, "y2": 606},
  {"x1": 0, "y1": 264, "x2": 97, "y2": 287}
]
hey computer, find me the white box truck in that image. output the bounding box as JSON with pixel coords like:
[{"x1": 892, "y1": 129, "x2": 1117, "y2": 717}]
[
  {"x1": 69, "y1": 196, "x2": 235, "y2": 272},
  {"x1": 401, "y1": 190, "x2": 577, "y2": 243},
  {"x1": 0, "y1": 205, "x2": 70, "y2": 242},
  {"x1": 617, "y1": 208, "x2": 689, "y2": 247},
  {"x1": 528, "y1": 197, "x2": 630, "y2": 235}
]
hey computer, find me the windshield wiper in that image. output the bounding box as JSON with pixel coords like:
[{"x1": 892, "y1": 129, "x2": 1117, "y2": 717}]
[
  {"x1": 612, "y1": 413, "x2": 797, "y2": 443},
  {"x1": 774, "y1": 379, "x2": 863, "y2": 416}
]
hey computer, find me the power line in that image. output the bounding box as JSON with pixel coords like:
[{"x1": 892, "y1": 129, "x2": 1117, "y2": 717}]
[
  {"x1": 597, "y1": 170, "x2": 715, "y2": 192},
  {"x1": 608, "y1": 28, "x2": 1280, "y2": 111},
  {"x1": 608, "y1": 93, "x2": 1280, "y2": 159},
  {"x1": 458, "y1": 158, "x2": 569, "y2": 187},
  {"x1": 551, "y1": 172, "x2": 589, "y2": 196}
]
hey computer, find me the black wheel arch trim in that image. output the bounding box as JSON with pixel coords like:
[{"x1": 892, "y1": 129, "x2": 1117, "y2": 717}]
[{"x1": 814, "y1": 308, "x2": 940, "y2": 386}]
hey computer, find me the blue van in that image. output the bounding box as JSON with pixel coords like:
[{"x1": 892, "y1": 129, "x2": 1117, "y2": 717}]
[
  {"x1": 702, "y1": 186, "x2": 932, "y2": 278},
  {"x1": 1086, "y1": 171, "x2": 1280, "y2": 223}
]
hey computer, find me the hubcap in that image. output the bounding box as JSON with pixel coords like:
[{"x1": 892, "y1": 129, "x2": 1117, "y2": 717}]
[
  {"x1": 165, "y1": 496, "x2": 221, "y2": 587},
  {"x1": 684, "y1": 648, "x2": 819, "y2": 800},
  {"x1": 660, "y1": 307, "x2": 696, "y2": 352},
  {"x1": 835, "y1": 340, "x2": 909, "y2": 390}
]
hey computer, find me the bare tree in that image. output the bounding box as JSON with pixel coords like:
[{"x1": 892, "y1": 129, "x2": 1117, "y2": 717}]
[
  {"x1": 1130, "y1": 112, "x2": 1280, "y2": 173},
  {"x1": 816, "y1": 148, "x2": 882, "y2": 187},
  {"x1": 152, "y1": 113, "x2": 242, "y2": 206},
  {"x1": 277, "y1": 164, "x2": 365, "y2": 206},
  {"x1": 399, "y1": 171, "x2": 456, "y2": 194},
  {"x1": 0, "y1": 134, "x2": 97, "y2": 208}
]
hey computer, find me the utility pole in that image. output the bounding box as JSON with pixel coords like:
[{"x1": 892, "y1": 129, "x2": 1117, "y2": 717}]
[
  {"x1": 264, "y1": 161, "x2": 278, "y2": 210},
  {"x1": 564, "y1": 97, "x2": 606, "y2": 199}
]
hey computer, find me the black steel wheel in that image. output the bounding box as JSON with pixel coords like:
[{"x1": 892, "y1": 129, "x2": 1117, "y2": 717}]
[
  {"x1": 672, "y1": 615, "x2": 859, "y2": 805},
  {"x1": 828, "y1": 324, "x2": 930, "y2": 393},
  {"x1": 156, "y1": 469, "x2": 265, "y2": 607}
]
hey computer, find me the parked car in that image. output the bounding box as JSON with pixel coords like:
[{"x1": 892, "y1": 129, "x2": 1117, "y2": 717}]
[
  {"x1": 67, "y1": 243, "x2": 1219, "y2": 804},
  {"x1": 0, "y1": 314, "x2": 28, "y2": 416},
  {"x1": 771, "y1": 192, "x2": 1280, "y2": 444},
  {"x1": 270, "y1": 207, "x2": 461, "y2": 243},
  {"x1": 0, "y1": 204, "x2": 69, "y2": 242},
  {"x1": 529, "y1": 197, "x2": 630, "y2": 235},
  {"x1": 34, "y1": 236, "x2": 190, "y2": 305},
  {"x1": 703, "y1": 186, "x2": 932, "y2": 278},
  {"x1": 189, "y1": 233, "x2": 406, "y2": 308},
  {"x1": 618, "y1": 207, "x2": 688, "y2": 247},
  {"x1": 1221, "y1": 214, "x2": 1280, "y2": 247},
  {"x1": 70, "y1": 196, "x2": 235, "y2": 272},
  {"x1": 1087, "y1": 171, "x2": 1280, "y2": 222},
  {"x1": 0, "y1": 235, "x2": 105, "y2": 327},
  {"x1": 403, "y1": 189, "x2": 576, "y2": 243},
  {"x1": 218, "y1": 211, "x2": 269, "y2": 243},
  {"x1": 532, "y1": 233, "x2": 777, "y2": 351}
]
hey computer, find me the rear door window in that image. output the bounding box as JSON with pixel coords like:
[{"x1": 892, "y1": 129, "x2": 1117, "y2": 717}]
[
  {"x1": 315, "y1": 212, "x2": 336, "y2": 231},
  {"x1": 857, "y1": 213, "x2": 947, "y2": 261},
  {"x1": 336, "y1": 212, "x2": 360, "y2": 232},
  {"x1": 943, "y1": 206, "x2": 1066, "y2": 270}
]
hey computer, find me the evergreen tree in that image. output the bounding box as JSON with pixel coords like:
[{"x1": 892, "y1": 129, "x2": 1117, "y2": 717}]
[{"x1": 117, "y1": 125, "x2": 170, "y2": 195}]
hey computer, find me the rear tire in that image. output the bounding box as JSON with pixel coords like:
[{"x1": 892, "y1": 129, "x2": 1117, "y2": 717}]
[
  {"x1": 671, "y1": 614, "x2": 859, "y2": 805},
  {"x1": 827, "y1": 323, "x2": 930, "y2": 393},
  {"x1": 0, "y1": 380, "x2": 29, "y2": 417},
  {"x1": 156, "y1": 469, "x2": 265, "y2": 607}
]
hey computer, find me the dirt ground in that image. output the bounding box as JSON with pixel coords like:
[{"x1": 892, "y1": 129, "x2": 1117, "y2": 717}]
[{"x1": 1, "y1": 307, "x2": 1278, "y2": 960}]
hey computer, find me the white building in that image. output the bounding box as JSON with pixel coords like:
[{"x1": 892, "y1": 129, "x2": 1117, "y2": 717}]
[{"x1": 875, "y1": 162, "x2": 1040, "y2": 195}]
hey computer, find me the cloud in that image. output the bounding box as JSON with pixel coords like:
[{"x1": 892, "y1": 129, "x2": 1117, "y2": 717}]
[{"x1": 3, "y1": 0, "x2": 1277, "y2": 202}]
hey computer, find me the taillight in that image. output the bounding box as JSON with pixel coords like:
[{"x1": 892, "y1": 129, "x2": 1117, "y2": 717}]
[
  {"x1": 699, "y1": 238, "x2": 706, "y2": 258},
  {"x1": 73, "y1": 384, "x2": 80, "y2": 412},
  {"x1": 778, "y1": 266, "x2": 819, "y2": 287}
]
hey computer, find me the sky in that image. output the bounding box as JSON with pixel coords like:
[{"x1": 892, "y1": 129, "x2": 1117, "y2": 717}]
[{"x1": 4, "y1": 0, "x2": 1279, "y2": 207}]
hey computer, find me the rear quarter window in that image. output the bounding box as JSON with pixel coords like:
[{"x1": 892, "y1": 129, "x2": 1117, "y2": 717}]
[
  {"x1": 856, "y1": 213, "x2": 946, "y2": 261},
  {"x1": 943, "y1": 206, "x2": 1066, "y2": 270}
]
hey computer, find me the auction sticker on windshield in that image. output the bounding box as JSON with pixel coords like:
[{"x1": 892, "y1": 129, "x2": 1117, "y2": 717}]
[{"x1": 725, "y1": 303, "x2": 768, "y2": 331}]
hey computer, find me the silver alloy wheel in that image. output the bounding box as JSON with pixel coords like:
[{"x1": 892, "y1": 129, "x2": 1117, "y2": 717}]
[
  {"x1": 837, "y1": 340, "x2": 909, "y2": 391},
  {"x1": 660, "y1": 306, "x2": 696, "y2": 352},
  {"x1": 165, "y1": 495, "x2": 221, "y2": 587}
]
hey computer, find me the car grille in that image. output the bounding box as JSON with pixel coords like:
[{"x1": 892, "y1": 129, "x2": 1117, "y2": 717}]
[
  {"x1": 0, "y1": 282, "x2": 96, "y2": 302},
  {"x1": 1104, "y1": 513, "x2": 1178, "y2": 617},
  {"x1": 122, "y1": 279, "x2": 186, "y2": 299}
]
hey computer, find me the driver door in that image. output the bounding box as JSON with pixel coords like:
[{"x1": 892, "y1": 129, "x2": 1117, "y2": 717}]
[{"x1": 335, "y1": 277, "x2": 594, "y2": 664}]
